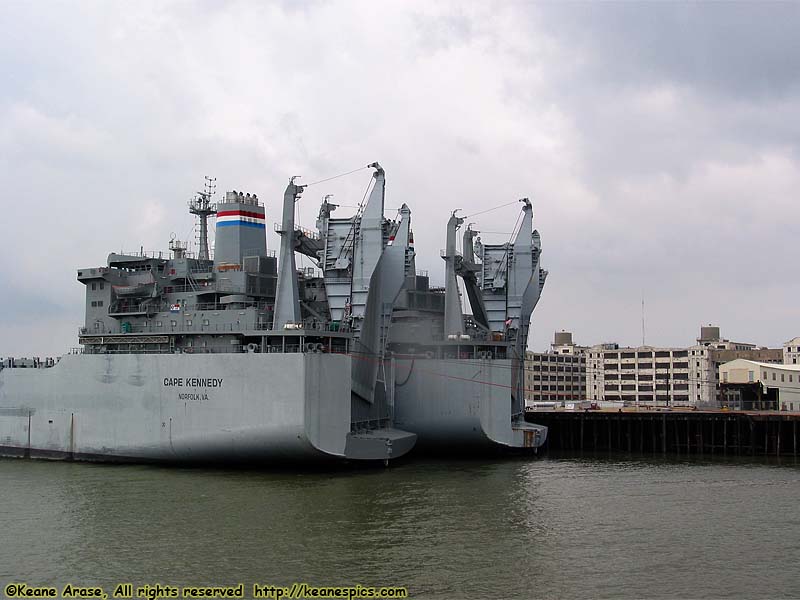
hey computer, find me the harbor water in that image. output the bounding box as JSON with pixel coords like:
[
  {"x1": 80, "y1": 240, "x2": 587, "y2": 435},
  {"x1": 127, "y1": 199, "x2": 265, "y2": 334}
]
[{"x1": 1, "y1": 455, "x2": 799, "y2": 599}]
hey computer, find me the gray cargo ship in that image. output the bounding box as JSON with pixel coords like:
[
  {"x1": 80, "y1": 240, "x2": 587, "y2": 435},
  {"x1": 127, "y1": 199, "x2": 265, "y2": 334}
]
[{"x1": 0, "y1": 164, "x2": 547, "y2": 463}]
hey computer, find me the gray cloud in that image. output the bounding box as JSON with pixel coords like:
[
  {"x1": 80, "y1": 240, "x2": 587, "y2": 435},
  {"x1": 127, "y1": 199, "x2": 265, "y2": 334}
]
[
  {"x1": 1, "y1": 1, "x2": 798, "y2": 357},
  {"x1": 532, "y1": 2, "x2": 800, "y2": 98}
]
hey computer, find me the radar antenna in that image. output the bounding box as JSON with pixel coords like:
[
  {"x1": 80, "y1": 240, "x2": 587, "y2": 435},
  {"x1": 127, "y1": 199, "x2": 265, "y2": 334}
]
[{"x1": 188, "y1": 176, "x2": 218, "y2": 261}]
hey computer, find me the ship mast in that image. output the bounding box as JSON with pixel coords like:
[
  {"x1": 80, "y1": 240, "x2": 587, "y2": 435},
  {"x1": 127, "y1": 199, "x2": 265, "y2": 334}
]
[{"x1": 189, "y1": 176, "x2": 217, "y2": 261}]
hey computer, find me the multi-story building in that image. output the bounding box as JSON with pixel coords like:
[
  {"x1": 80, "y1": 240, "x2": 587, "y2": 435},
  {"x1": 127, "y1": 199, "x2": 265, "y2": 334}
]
[
  {"x1": 784, "y1": 337, "x2": 800, "y2": 365},
  {"x1": 586, "y1": 326, "x2": 781, "y2": 407},
  {"x1": 524, "y1": 331, "x2": 587, "y2": 406},
  {"x1": 587, "y1": 344, "x2": 692, "y2": 406}
]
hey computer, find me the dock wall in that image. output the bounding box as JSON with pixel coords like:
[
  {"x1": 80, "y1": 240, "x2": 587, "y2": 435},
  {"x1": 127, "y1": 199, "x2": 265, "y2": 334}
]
[{"x1": 525, "y1": 410, "x2": 800, "y2": 456}]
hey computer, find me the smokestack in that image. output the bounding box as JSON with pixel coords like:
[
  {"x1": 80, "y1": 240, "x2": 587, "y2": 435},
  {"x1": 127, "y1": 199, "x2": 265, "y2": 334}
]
[{"x1": 214, "y1": 191, "x2": 266, "y2": 265}]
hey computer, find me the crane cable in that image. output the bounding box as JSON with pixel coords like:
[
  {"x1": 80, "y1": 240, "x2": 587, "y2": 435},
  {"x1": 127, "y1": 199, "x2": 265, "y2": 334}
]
[
  {"x1": 464, "y1": 199, "x2": 520, "y2": 219},
  {"x1": 305, "y1": 165, "x2": 371, "y2": 187}
]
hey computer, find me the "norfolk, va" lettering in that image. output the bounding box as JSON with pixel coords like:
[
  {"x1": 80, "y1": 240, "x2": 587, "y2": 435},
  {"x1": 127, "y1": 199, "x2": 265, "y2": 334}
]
[{"x1": 162, "y1": 377, "x2": 223, "y2": 388}]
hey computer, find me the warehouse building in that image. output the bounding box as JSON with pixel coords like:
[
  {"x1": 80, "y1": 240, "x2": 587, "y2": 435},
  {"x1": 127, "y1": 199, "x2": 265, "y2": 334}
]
[
  {"x1": 719, "y1": 360, "x2": 800, "y2": 411},
  {"x1": 690, "y1": 326, "x2": 782, "y2": 405}
]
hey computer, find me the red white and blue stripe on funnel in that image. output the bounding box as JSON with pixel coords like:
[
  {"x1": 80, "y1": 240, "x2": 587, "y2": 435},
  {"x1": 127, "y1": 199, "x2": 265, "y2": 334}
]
[{"x1": 217, "y1": 209, "x2": 266, "y2": 229}]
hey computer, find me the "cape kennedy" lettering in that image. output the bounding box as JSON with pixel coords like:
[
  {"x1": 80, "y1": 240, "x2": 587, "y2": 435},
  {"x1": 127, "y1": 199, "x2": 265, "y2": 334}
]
[{"x1": 163, "y1": 377, "x2": 223, "y2": 388}]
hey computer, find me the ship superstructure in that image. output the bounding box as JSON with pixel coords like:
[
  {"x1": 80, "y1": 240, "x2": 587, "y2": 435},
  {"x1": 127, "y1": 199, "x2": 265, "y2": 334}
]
[
  {"x1": 0, "y1": 164, "x2": 547, "y2": 463},
  {"x1": 386, "y1": 200, "x2": 549, "y2": 450}
]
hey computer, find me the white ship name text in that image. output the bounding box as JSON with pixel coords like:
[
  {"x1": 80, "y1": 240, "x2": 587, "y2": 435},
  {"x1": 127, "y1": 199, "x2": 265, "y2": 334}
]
[{"x1": 162, "y1": 377, "x2": 223, "y2": 388}]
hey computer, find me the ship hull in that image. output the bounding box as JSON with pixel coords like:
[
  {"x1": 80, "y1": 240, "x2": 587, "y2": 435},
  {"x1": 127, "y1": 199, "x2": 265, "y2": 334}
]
[
  {"x1": 0, "y1": 353, "x2": 404, "y2": 464},
  {"x1": 393, "y1": 357, "x2": 547, "y2": 452}
]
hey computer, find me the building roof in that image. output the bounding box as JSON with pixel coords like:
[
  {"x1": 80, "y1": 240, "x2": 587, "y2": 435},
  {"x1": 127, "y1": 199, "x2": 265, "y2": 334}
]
[{"x1": 721, "y1": 359, "x2": 800, "y2": 372}]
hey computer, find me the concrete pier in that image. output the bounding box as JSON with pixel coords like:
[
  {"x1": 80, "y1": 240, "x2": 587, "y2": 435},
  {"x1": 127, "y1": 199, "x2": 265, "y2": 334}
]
[{"x1": 525, "y1": 409, "x2": 800, "y2": 456}]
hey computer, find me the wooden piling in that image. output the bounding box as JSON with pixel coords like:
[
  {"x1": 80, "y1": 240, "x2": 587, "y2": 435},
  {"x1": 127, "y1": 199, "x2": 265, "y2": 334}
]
[
  {"x1": 711, "y1": 418, "x2": 715, "y2": 455},
  {"x1": 652, "y1": 417, "x2": 656, "y2": 454},
  {"x1": 737, "y1": 418, "x2": 741, "y2": 456},
  {"x1": 627, "y1": 418, "x2": 632, "y2": 453},
  {"x1": 723, "y1": 419, "x2": 728, "y2": 455},
  {"x1": 699, "y1": 419, "x2": 704, "y2": 454},
  {"x1": 640, "y1": 418, "x2": 644, "y2": 453},
  {"x1": 687, "y1": 418, "x2": 691, "y2": 454}
]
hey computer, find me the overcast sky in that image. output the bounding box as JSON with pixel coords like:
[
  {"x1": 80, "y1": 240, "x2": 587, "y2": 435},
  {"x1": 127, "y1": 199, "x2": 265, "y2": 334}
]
[{"x1": 1, "y1": 1, "x2": 799, "y2": 356}]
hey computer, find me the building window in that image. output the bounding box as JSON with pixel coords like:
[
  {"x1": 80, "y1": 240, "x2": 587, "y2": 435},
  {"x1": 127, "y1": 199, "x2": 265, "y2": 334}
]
[
  {"x1": 97, "y1": 301, "x2": 103, "y2": 307},
  {"x1": 781, "y1": 374, "x2": 785, "y2": 382},
  {"x1": 186, "y1": 319, "x2": 193, "y2": 326},
  {"x1": 171, "y1": 320, "x2": 177, "y2": 327},
  {"x1": 748, "y1": 371, "x2": 754, "y2": 382},
  {"x1": 99, "y1": 282, "x2": 104, "y2": 290},
  {"x1": 203, "y1": 319, "x2": 210, "y2": 326},
  {"x1": 91, "y1": 282, "x2": 96, "y2": 290},
  {"x1": 764, "y1": 371, "x2": 768, "y2": 379},
  {"x1": 157, "y1": 321, "x2": 163, "y2": 327}
]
